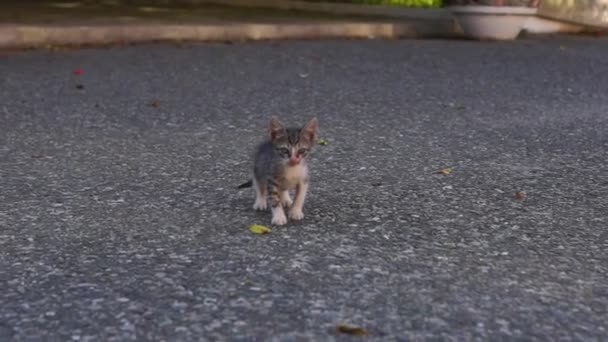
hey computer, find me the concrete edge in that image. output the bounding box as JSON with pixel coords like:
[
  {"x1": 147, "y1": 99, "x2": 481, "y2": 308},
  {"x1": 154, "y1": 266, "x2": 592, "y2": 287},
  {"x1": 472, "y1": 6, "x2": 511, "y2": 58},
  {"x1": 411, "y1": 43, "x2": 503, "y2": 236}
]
[
  {"x1": 179, "y1": 0, "x2": 451, "y2": 20},
  {"x1": 0, "y1": 22, "x2": 462, "y2": 49},
  {"x1": 150, "y1": 0, "x2": 601, "y2": 32}
]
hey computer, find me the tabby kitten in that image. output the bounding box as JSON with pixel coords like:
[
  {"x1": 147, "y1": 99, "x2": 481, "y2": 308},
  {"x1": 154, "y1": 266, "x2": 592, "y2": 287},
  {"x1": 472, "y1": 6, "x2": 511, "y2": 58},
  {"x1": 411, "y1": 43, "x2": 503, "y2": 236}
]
[{"x1": 238, "y1": 117, "x2": 319, "y2": 225}]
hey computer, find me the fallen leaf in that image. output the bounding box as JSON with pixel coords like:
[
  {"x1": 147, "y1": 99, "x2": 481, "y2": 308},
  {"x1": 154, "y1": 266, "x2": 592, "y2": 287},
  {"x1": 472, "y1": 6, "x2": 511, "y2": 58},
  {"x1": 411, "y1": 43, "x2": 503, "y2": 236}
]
[
  {"x1": 148, "y1": 100, "x2": 160, "y2": 108},
  {"x1": 514, "y1": 191, "x2": 526, "y2": 200},
  {"x1": 437, "y1": 168, "x2": 452, "y2": 175},
  {"x1": 73, "y1": 69, "x2": 83, "y2": 75},
  {"x1": 249, "y1": 224, "x2": 271, "y2": 235},
  {"x1": 137, "y1": 6, "x2": 170, "y2": 13},
  {"x1": 75, "y1": 84, "x2": 84, "y2": 90},
  {"x1": 317, "y1": 138, "x2": 328, "y2": 146},
  {"x1": 336, "y1": 324, "x2": 368, "y2": 336}
]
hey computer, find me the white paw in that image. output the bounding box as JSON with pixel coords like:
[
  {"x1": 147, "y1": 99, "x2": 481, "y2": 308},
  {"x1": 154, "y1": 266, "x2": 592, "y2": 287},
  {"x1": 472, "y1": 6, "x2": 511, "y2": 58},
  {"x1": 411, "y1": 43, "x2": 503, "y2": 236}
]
[
  {"x1": 281, "y1": 196, "x2": 293, "y2": 208},
  {"x1": 289, "y1": 208, "x2": 304, "y2": 221},
  {"x1": 253, "y1": 199, "x2": 267, "y2": 211},
  {"x1": 271, "y1": 212, "x2": 288, "y2": 225}
]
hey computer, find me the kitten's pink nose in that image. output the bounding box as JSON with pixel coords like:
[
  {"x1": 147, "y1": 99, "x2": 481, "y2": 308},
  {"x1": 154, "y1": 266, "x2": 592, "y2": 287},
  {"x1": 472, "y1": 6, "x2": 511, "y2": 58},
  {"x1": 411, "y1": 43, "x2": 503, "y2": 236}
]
[{"x1": 288, "y1": 156, "x2": 301, "y2": 166}]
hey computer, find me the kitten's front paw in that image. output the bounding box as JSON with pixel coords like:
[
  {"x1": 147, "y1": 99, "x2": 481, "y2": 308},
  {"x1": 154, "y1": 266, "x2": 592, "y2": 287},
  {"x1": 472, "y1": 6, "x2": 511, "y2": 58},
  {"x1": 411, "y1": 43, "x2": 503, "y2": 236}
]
[
  {"x1": 289, "y1": 208, "x2": 304, "y2": 221},
  {"x1": 281, "y1": 197, "x2": 293, "y2": 208},
  {"x1": 253, "y1": 200, "x2": 267, "y2": 211},
  {"x1": 271, "y1": 212, "x2": 288, "y2": 226},
  {"x1": 280, "y1": 192, "x2": 293, "y2": 208}
]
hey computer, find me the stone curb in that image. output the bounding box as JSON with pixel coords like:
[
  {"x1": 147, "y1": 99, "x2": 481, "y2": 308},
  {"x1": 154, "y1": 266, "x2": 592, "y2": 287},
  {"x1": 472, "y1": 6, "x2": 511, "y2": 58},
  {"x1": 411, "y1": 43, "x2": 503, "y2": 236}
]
[
  {"x1": 147, "y1": 0, "x2": 451, "y2": 20},
  {"x1": 0, "y1": 21, "x2": 461, "y2": 49}
]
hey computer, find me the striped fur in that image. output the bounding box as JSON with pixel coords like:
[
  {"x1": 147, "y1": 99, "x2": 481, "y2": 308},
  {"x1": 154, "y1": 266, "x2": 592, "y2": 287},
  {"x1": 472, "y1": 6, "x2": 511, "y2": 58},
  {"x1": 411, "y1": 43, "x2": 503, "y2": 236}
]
[{"x1": 240, "y1": 117, "x2": 318, "y2": 226}]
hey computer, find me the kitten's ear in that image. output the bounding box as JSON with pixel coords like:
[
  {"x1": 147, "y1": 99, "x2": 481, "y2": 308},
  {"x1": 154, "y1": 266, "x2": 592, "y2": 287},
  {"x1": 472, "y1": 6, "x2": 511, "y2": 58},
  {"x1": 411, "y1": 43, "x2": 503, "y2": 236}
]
[
  {"x1": 268, "y1": 117, "x2": 285, "y2": 140},
  {"x1": 301, "y1": 118, "x2": 318, "y2": 143}
]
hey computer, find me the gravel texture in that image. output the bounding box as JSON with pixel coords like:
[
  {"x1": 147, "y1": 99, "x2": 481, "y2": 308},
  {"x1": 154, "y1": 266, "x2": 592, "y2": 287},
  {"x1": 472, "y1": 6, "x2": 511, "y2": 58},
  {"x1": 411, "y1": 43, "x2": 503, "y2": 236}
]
[{"x1": 1, "y1": 37, "x2": 607, "y2": 341}]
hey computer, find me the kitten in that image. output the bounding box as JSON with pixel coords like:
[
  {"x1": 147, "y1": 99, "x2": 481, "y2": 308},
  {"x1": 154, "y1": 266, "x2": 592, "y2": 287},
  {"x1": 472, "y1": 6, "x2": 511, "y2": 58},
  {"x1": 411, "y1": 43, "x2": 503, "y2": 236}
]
[{"x1": 238, "y1": 117, "x2": 319, "y2": 226}]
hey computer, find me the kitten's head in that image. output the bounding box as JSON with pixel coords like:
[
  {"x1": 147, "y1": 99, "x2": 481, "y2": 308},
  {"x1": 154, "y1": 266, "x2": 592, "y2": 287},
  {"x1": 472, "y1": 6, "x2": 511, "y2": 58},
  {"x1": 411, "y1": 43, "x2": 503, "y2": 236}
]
[{"x1": 268, "y1": 117, "x2": 318, "y2": 167}]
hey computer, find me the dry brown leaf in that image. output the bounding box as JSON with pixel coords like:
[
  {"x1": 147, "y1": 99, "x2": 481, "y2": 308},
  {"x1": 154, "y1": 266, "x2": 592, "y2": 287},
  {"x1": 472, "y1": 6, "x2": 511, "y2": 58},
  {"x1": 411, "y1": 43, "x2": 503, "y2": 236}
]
[
  {"x1": 437, "y1": 168, "x2": 452, "y2": 175},
  {"x1": 148, "y1": 100, "x2": 160, "y2": 108},
  {"x1": 514, "y1": 191, "x2": 526, "y2": 200},
  {"x1": 336, "y1": 324, "x2": 368, "y2": 336}
]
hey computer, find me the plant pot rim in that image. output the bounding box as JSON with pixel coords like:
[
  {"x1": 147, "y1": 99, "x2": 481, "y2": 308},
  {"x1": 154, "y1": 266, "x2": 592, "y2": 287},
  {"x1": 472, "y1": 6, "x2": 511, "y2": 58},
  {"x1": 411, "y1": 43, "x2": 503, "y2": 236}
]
[{"x1": 448, "y1": 5, "x2": 538, "y2": 15}]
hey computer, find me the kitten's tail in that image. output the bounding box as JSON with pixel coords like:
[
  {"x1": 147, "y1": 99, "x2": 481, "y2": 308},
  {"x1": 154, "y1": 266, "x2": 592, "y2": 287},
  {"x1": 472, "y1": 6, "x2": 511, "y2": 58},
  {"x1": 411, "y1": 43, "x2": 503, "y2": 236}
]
[{"x1": 237, "y1": 179, "x2": 253, "y2": 189}]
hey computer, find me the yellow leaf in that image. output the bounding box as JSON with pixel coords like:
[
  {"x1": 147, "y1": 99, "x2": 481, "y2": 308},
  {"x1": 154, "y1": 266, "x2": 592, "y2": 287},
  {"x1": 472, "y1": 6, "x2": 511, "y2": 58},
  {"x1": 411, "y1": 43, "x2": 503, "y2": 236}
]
[
  {"x1": 317, "y1": 138, "x2": 328, "y2": 146},
  {"x1": 336, "y1": 324, "x2": 368, "y2": 336},
  {"x1": 249, "y1": 224, "x2": 271, "y2": 234},
  {"x1": 437, "y1": 167, "x2": 452, "y2": 175}
]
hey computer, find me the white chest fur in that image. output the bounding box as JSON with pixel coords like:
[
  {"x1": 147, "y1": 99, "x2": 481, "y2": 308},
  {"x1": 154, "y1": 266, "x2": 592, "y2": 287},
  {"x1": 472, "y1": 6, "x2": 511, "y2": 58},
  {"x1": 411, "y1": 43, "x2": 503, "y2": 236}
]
[{"x1": 284, "y1": 163, "x2": 308, "y2": 189}]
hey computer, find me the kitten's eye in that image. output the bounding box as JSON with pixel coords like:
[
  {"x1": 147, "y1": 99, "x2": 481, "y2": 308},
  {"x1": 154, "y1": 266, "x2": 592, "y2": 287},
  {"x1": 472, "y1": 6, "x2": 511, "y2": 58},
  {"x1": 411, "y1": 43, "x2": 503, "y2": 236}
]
[
  {"x1": 297, "y1": 148, "x2": 308, "y2": 156},
  {"x1": 279, "y1": 148, "x2": 290, "y2": 156}
]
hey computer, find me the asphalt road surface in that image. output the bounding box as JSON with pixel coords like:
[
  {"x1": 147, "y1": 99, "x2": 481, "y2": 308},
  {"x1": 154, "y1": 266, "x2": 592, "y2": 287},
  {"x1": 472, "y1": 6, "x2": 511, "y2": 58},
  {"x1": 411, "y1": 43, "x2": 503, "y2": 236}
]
[{"x1": 1, "y1": 37, "x2": 607, "y2": 341}]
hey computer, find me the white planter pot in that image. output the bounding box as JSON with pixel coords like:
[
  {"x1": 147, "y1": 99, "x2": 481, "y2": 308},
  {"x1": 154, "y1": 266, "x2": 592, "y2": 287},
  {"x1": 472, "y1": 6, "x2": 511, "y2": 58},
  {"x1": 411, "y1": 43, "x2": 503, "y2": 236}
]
[{"x1": 449, "y1": 5, "x2": 538, "y2": 40}]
